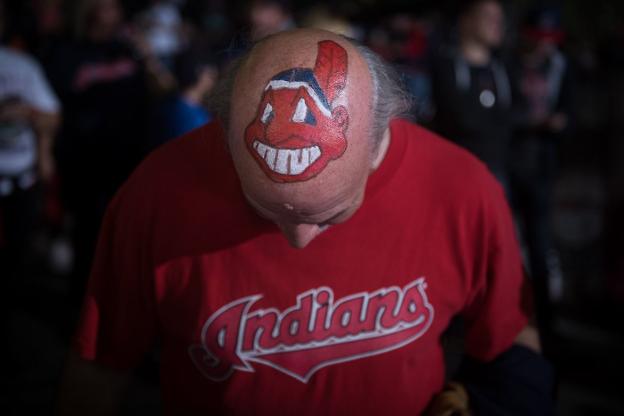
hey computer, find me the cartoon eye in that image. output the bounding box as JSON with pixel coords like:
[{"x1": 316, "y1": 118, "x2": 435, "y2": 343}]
[
  {"x1": 291, "y1": 98, "x2": 316, "y2": 125},
  {"x1": 261, "y1": 103, "x2": 274, "y2": 124}
]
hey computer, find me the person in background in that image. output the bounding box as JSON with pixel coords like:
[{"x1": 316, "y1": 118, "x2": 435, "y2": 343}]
[
  {"x1": 46, "y1": 0, "x2": 168, "y2": 311},
  {"x1": 249, "y1": 0, "x2": 295, "y2": 42},
  {"x1": 368, "y1": 13, "x2": 436, "y2": 123},
  {"x1": 509, "y1": 6, "x2": 572, "y2": 343},
  {"x1": 300, "y1": 4, "x2": 361, "y2": 40},
  {"x1": 148, "y1": 43, "x2": 218, "y2": 149},
  {"x1": 134, "y1": 0, "x2": 187, "y2": 70},
  {"x1": 0, "y1": 0, "x2": 61, "y2": 391},
  {"x1": 431, "y1": 0, "x2": 512, "y2": 190}
]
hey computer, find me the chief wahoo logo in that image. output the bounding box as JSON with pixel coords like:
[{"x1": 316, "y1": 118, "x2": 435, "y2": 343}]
[{"x1": 244, "y1": 40, "x2": 349, "y2": 182}]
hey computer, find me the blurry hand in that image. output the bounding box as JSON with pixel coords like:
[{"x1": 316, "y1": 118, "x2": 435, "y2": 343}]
[
  {"x1": 426, "y1": 382, "x2": 471, "y2": 416},
  {"x1": 0, "y1": 99, "x2": 31, "y2": 123}
]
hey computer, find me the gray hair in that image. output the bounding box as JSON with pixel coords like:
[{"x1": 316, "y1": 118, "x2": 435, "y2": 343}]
[
  {"x1": 207, "y1": 37, "x2": 413, "y2": 150},
  {"x1": 351, "y1": 41, "x2": 413, "y2": 148}
]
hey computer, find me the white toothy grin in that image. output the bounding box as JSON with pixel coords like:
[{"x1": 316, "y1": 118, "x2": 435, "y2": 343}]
[{"x1": 252, "y1": 140, "x2": 322, "y2": 175}]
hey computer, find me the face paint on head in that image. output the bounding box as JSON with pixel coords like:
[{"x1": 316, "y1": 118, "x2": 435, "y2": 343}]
[{"x1": 244, "y1": 40, "x2": 349, "y2": 182}]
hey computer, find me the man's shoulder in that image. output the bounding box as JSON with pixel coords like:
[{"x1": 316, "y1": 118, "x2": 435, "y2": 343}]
[
  {"x1": 394, "y1": 119, "x2": 451, "y2": 149},
  {"x1": 141, "y1": 122, "x2": 225, "y2": 174},
  {"x1": 392, "y1": 119, "x2": 503, "y2": 202},
  {"x1": 106, "y1": 122, "x2": 258, "y2": 264},
  {"x1": 394, "y1": 119, "x2": 493, "y2": 177},
  {"x1": 116, "y1": 122, "x2": 232, "y2": 206}
]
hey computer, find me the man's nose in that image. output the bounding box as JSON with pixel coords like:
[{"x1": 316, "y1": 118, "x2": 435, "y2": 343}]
[{"x1": 276, "y1": 222, "x2": 327, "y2": 249}]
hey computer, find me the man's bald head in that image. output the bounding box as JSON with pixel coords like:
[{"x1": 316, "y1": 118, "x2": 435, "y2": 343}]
[
  {"x1": 217, "y1": 29, "x2": 410, "y2": 248},
  {"x1": 235, "y1": 32, "x2": 369, "y2": 180}
]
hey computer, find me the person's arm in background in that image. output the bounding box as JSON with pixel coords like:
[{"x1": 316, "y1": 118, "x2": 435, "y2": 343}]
[
  {"x1": 0, "y1": 96, "x2": 60, "y2": 182},
  {"x1": 19, "y1": 52, "x2": 62, "y2": 183},
  {"x1": 545, "y1": 52, "x2": 574, "y2": 137},
  {"x1": 31, "y1": 108, "x2": 60, "y2": 182},
  {"x1": 123, "y1": 26, "x2": 177, "y2": 96}
]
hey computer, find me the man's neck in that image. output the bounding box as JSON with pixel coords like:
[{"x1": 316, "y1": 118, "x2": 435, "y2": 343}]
[{"x1": 459, "y1": 38, "x2": 492, "y2": 66}]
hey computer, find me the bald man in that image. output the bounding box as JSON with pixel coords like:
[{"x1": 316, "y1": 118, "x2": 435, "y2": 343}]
[{"x1": 61, "y1": 30, "x2": 550, "y2": 415}]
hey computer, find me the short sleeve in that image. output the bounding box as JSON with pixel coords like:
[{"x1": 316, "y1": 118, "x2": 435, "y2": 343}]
[
  {"x1": 25, "y1": 58, "x2": 60, "y2": 114},
  {"x1": 462, "y1": 180, "x2": 532, "y2": 362},
  {"x1": 72, "y1": 184, "x2": 157, "y2": 370}
]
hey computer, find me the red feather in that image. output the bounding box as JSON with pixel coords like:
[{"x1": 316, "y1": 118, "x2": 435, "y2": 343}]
[{"x1": 313, "y1": 40, "x2": 348, "y2": 104}]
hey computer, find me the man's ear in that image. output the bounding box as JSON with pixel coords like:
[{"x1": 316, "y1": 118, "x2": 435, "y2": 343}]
[
  {"x1": 331, "y1": 106, "x2": 349, "y2": 131},
  {"x1": 371, "y1": 128, "x2": 391, "y2": 171}
]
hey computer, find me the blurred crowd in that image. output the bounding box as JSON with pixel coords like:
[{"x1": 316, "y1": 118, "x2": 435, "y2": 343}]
[{"x1": 1, "y1": 0, "x2": 624, "y2": 411}]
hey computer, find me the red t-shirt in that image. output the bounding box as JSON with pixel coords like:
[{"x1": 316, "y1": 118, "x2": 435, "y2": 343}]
[{"x1": 74, "y1": 119, "x2": 529, "y2": 415}]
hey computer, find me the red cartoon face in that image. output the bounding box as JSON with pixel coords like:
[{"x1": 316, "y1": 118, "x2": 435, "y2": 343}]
[
  {"x1": 244, "y1": 40, "x2": 349, "y2": 183},
  {"x1": 244, "y1": 87, "x2": 348, "y2": 182}
]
